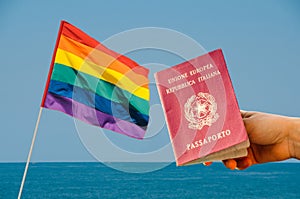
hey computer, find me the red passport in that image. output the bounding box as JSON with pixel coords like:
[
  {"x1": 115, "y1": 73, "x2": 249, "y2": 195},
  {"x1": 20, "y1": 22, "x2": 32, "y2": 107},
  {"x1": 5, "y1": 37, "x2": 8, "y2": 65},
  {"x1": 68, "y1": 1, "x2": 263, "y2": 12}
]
[{"x1": 154, "y1": 49, "x2": 249, "y2": 166}]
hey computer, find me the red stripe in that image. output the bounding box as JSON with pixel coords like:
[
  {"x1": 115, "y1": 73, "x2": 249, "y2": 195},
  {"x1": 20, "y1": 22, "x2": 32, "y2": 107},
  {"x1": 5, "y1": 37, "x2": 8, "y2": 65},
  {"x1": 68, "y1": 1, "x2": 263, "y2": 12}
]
[
  {"x1": 41, "y1": 20, "x2": 65, "y2": 107},
  {"x1": 61, "y1": 21, "x2": 148, "y2": 74},
  {"x1": 62, "y1": 21, "x2": 99, "y2": 48}
]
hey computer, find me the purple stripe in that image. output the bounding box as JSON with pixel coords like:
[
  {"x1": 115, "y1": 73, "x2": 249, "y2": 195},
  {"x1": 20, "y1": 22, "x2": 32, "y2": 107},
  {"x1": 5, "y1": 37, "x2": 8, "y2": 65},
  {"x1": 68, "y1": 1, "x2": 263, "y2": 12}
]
[{"x1": 43, "y1": 92, "x2": 146, "y2": 139}]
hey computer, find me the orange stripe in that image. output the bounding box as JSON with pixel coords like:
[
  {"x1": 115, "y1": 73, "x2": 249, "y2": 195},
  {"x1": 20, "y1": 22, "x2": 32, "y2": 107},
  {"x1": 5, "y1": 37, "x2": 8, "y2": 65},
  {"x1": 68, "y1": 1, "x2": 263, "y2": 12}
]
[{"x1": 58, "y1": 35, "x2": 149, "y2": 89}]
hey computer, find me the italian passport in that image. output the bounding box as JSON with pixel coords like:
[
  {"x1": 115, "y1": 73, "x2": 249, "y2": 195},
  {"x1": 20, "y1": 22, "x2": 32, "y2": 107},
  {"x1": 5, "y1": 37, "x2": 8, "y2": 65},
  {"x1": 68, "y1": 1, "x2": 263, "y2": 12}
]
[{"x1": 154, "y1": 49, "x2": 249, "y2": 166}]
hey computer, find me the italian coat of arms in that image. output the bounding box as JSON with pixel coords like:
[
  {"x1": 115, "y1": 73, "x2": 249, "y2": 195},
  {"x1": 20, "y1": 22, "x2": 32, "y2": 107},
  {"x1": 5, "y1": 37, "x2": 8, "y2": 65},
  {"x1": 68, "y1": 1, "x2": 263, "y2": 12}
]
[{"x1": 184, "y1": 92, "x2": 219, "y2": 130}]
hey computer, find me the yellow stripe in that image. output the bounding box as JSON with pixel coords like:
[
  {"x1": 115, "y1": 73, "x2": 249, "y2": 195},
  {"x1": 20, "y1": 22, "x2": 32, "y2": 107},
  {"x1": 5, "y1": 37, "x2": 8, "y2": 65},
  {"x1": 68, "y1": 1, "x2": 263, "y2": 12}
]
[{"x1": 54, "y1": 48, "x2": 149, "y2": 100}]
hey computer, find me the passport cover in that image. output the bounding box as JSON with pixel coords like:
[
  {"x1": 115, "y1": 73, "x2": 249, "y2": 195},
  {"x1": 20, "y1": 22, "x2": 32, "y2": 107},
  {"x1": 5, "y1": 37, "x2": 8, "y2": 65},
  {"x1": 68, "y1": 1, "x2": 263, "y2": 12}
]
[{"x1": 154, "y1": 49, "x2": 249, "y2": 166}]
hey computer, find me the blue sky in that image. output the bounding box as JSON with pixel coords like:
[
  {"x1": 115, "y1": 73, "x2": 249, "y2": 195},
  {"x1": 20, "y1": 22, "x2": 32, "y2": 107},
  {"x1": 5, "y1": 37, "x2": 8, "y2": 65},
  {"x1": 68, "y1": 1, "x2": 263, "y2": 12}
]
[{"x1": 0, "y1": 0, "x2": 299, "y2": 163}]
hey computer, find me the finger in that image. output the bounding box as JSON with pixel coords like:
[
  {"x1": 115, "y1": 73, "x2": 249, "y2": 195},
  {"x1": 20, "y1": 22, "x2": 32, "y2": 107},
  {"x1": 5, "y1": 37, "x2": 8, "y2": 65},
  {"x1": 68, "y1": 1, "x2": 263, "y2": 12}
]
[
  {"x1": 222, "y1": 159, "x2": 237, "y2": 170},
  {"x1": 240, "y1": 110, "x2": 248, "y2": 118},
  {"x1": 240, "y1": 110, "x2": 247, "y2": 115},
  {"x1": 236, "y1": 157, "x2": 253, "y2": 170},
  {"x1": 203, "y1": 162, "x2": 212, "y2": 166}
]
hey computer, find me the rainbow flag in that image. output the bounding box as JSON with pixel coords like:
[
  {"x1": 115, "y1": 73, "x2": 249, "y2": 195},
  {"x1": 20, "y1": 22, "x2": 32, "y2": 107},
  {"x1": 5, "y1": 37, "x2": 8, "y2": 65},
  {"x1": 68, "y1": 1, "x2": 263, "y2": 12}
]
[{"x1": 41, "y1": 21, "x2": 150, "y2": 139}]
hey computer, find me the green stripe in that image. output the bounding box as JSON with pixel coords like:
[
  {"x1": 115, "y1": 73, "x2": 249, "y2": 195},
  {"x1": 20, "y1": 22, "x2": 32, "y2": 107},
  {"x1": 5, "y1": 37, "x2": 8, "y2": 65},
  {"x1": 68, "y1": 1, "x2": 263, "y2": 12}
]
[{"x1": 50, "y1": 63, "x2": 149, "y2": 115}]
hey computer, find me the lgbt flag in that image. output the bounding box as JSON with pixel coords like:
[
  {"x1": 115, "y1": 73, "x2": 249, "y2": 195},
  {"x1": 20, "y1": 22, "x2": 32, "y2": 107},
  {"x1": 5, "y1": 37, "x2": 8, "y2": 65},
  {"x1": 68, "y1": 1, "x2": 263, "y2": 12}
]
[{"x1": 41, "y1": 21, "x2": 150, "y2": 139}]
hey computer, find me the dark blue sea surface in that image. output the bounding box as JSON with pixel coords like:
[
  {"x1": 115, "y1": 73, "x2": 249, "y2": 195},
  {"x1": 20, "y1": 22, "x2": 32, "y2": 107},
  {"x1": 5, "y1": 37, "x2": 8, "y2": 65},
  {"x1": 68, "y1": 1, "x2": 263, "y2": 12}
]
[{"x1": 1, "y1": 162, "x2": 299, "y2": 199}]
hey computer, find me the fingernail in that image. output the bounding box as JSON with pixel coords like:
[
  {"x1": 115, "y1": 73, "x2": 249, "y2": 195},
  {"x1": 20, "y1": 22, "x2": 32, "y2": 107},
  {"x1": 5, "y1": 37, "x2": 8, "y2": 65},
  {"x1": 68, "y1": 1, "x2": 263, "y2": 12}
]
[{"x1": 203, "y1": 162, "x2": 212, "y2": 166}]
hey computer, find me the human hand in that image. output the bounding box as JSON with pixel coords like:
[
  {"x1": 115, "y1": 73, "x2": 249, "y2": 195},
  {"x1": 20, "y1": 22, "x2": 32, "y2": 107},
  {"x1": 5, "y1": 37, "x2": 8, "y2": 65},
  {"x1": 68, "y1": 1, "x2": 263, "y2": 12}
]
[{"x1": 207, "y1": 111, "x2": 300, "y2": 170}]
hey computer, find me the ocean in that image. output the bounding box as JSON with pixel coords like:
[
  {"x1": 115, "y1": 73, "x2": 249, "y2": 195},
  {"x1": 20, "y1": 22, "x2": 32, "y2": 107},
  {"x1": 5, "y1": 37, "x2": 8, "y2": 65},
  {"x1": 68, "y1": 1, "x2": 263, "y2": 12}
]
[{"x1": 1, "y1": 162, "x2": 299, "y2": 199}]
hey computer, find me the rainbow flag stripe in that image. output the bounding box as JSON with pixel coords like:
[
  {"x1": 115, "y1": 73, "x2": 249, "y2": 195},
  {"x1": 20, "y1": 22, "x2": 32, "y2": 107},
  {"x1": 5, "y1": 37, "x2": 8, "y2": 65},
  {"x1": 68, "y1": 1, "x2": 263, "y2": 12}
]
[{"x1": 41, "y1": 21, "x2": 149, "y2": 139}]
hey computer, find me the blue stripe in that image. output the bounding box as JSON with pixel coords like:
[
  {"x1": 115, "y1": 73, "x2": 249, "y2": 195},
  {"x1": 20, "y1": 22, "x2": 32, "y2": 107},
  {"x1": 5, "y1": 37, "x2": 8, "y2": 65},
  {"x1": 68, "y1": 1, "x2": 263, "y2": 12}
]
[{"x1": 48, "y1": 80, "x2": 149, "y2": 127}]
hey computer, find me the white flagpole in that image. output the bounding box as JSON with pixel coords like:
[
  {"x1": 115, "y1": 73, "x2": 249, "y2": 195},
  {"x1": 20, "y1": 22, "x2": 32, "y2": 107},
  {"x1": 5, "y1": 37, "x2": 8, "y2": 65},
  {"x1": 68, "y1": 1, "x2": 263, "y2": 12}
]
[{"x1": 18, "y1": 107, "x2": 43, "y2": 199}]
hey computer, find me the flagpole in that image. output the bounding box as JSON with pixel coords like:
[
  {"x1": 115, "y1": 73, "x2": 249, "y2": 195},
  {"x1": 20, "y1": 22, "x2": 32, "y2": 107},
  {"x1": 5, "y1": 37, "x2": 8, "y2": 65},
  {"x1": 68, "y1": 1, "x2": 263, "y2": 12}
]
[
  {"x1": 18, "y1": 21, "x2": 64, "y2": 199},
  {"x1": 18, "y1": 107, "x2": 43, "y2": 199}
]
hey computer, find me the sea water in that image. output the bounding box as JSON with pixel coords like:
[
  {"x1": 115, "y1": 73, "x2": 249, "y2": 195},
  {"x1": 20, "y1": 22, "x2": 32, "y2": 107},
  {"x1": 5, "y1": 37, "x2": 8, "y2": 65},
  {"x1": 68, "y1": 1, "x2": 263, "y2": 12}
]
[{"x1": 1, "y1": 162, "x2": 299, "y2": 199}]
